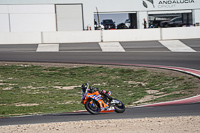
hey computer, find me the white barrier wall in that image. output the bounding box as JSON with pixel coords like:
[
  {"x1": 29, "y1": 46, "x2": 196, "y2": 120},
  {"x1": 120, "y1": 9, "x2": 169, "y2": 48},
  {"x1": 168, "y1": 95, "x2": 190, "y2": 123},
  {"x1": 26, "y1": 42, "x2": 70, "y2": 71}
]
[
  {"x1": 0, "y1": 14, "x2": 9, "y2": 32},
  {"x1": 0, "y1": 27, "x2": 200, "y2": 44},
  {"x1": 10, "y1": 14, "x2": 56, "y2": 32},
  {"x1": 0, "y1": 5, "x2": 56, "y2": 32},
  {"x1": 0, "y1": 32, "x2": 42, "y2": 44},
  {"x1": 42, "y1": 31, "x2": 101, "y2": 43},
  {"x1": 162, "y1": 27, "x2": 200, "y2": 40},
  {"x1": 103, "y1": 29, "x2": 161, "y2": 42},
  {"x1": 193, "y1": 9, "x2": 200, "y2": 23}
]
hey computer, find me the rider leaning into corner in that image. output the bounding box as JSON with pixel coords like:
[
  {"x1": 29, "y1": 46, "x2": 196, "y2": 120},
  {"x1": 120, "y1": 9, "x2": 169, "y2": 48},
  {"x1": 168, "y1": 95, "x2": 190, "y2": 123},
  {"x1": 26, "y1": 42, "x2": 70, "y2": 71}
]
[
  {"x1": 81, "y1": 83, "x2": 125, "y2": 114},
  {"x1": 81, "y1": 83, "x2": 111, "y2": 103}
]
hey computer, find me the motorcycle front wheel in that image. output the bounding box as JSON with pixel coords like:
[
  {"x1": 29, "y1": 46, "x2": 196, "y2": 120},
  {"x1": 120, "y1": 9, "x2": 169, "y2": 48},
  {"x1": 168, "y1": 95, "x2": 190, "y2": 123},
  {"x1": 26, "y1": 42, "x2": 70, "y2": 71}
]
[
  {"x1": 113, "y1": 99, "x2": 125, "y2": 113},
  {"x1": 85, "y1": 99, "x2": 100, "y2": 115}
]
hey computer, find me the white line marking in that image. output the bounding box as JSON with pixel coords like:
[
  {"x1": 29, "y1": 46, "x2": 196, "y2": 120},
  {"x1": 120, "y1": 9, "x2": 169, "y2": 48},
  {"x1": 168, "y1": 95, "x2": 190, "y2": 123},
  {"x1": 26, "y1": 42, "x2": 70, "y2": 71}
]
[
  {"x1": 36, "y1": 44, "x2": 59, "y2": 52},
  {"x1": 159, "y1": 40, "x2": 196, "y2": 52},
  {"x1": 99, "y1": 42, "x2": 125, "y2": 52}
]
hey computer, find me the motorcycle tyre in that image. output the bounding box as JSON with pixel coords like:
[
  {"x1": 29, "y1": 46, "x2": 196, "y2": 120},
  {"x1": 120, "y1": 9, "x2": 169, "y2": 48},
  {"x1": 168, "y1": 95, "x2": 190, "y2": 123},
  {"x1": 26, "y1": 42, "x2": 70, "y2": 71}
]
[
  {"x1": 113, "y1": 99, "x2": 125, "y2": 113},
  {"x1": 85, "y1": 99, "x2": 100, "y2": 115}
]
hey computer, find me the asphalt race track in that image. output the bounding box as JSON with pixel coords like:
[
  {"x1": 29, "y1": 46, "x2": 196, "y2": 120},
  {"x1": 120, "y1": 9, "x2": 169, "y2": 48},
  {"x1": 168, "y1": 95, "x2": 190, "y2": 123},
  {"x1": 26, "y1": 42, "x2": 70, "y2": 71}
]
[
  {"x1": 0, "y1": 103, "x2": 200, "y2": 126},
  {"x1": 0, "y1": 52, "x2": 199, "y2": 69},
  {"x1": 0, "y1": 39, "x2": 200, "y2": 125},
  {"x1": 0, "y1": 39, "x2": 200, "y2": 69}
]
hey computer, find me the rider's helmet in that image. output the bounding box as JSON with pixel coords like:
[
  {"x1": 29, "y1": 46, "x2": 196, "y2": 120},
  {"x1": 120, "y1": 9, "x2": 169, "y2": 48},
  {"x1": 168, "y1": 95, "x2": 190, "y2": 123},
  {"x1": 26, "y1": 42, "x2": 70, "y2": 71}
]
[{"x1": 81, "y1": 83, "x2": 90, "y2": 94}]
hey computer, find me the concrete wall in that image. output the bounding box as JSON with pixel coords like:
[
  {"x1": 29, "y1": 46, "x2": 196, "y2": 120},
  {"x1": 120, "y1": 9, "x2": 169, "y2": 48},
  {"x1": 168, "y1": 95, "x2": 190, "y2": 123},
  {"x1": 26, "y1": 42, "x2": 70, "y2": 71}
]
[
  {"x1": 0, "y1": 32, "x2": 42, "y2": 44},
  {"x1": 42, "y1": 31, "x2": 101, "y2": 43},
  {"x1": 0, "y1": 14, "x2": 9, "y2": 32},
  {"x1": 0, "y1": 5, "x2": 56, "y2": 32},
  {"x1": 137, "y1": 12, "x2": 148, "y2": 29},
  {"x1": 103, "y1": 29, "x2": 160, "y2": 42},
  {"x1": 193, "y1": 9, "x2": 200, "y2": 24},
  {"x1": 162, "y1": 27, "x2": 200, "y2": 40},
  {"x1": 0, "y1": 27, "x2": 200, "y2": 44}
]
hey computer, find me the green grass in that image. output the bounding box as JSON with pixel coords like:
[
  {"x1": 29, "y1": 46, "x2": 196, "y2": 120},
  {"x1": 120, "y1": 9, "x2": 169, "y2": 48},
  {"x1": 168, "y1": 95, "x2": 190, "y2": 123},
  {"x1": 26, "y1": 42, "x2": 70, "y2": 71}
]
[{"x1": 0, "y1": 64, "x2": 198, "y2": 117}]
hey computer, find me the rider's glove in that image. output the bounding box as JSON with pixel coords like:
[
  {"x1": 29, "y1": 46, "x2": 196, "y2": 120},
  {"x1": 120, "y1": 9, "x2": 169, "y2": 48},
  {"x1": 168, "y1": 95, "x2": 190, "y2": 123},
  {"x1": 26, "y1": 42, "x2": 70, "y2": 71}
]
[{"x1": 102, "y1": 90, "x2": 106, "y2": 94}]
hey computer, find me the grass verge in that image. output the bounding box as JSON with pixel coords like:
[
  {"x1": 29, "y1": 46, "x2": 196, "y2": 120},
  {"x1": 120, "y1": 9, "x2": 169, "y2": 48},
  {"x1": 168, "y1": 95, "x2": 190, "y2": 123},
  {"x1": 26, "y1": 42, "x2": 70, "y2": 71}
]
[{"x1": 0, "y1": 63, "x2": 199, "y2": 117}]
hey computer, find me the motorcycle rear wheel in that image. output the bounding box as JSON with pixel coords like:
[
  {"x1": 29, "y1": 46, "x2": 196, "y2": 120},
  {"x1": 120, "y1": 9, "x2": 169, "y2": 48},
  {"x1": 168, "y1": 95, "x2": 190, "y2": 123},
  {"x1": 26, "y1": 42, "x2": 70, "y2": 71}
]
[
  {"x1": 113, "y1": 99, "x2": 125, "y2": 113},
  {"x1": 85, "y1": 99, "x2": 100, "y2": 115}
]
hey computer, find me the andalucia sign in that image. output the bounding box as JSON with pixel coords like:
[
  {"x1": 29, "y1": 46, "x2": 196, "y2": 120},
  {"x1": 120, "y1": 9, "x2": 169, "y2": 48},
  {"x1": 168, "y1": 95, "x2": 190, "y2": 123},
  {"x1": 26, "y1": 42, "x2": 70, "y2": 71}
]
[{"x1": 142, "y1": 0, "x2": 196, "y2": 8}]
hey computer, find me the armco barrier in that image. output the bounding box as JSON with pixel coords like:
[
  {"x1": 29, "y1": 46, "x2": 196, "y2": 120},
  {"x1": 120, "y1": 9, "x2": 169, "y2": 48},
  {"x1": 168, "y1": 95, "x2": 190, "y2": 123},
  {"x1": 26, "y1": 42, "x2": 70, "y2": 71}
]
[
  {"x1": 0, "y1": 27, "x2": 200, "y2": 44},
  {"x1": 0, "y1": 32, "x2": 42, "y2": 44}
]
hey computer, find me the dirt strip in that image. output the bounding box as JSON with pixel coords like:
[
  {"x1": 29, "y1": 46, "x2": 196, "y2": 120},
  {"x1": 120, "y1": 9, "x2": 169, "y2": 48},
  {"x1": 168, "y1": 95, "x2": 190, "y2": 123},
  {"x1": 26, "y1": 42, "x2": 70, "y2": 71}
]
[{"x1": 0, "y1": 116, "x2": 200, "y2": 133}]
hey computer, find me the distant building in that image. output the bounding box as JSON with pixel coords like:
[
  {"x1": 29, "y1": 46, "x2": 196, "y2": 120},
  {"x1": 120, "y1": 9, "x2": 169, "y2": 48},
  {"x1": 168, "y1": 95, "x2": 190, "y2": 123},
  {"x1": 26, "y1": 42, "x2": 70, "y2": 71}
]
[{"x1": 0, "y1": 0, "x2": 199, "y2": 32}]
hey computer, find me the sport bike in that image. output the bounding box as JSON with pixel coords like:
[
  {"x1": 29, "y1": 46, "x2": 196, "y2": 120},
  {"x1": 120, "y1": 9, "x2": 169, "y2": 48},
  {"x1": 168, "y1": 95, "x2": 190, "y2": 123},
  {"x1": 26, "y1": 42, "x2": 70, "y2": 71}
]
[{"x1": 81, "y1": 88, "x2": 125, "y2": 115}]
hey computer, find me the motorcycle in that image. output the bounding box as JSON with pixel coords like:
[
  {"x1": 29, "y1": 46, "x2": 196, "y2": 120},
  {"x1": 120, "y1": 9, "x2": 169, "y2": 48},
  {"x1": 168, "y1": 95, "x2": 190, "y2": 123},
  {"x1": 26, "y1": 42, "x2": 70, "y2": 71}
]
[{"x1": 81, "y1": 87, "x2": 125, "y2": 115}]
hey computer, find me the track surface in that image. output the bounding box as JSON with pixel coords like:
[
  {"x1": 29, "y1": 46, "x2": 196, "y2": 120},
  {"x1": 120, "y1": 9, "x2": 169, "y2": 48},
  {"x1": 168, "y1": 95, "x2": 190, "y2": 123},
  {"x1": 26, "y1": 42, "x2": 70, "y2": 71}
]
[
  {"x1": 0, "y1": 39, "x2": 200, "y2": 70},
  {"x1": 0, "y1": 103, "x2": 200, "y2": 126},
  {"x1": 0, "y1": 39, "x2": 200, "y2": 125}
]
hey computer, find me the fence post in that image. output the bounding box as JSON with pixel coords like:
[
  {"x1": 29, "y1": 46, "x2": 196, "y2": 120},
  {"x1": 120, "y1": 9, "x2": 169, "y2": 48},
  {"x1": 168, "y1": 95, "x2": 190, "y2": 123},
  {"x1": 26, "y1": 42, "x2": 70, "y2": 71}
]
[
  {"x1": 101, "y1": 28, "x2": 103, "y2": 42},
  {"x1": 160, "y1": 28, "x2": 163, "y2": 40},
  {"x1": 41, "y1": 32, "x2": 44, "y2": 44}
]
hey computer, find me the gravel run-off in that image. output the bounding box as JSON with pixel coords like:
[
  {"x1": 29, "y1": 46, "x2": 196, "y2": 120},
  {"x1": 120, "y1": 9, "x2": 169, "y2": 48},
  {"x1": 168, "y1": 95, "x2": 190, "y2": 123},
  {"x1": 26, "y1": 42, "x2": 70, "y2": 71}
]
[{"x1": 0, "y1": 116, "x2": 200, "y2": 133}]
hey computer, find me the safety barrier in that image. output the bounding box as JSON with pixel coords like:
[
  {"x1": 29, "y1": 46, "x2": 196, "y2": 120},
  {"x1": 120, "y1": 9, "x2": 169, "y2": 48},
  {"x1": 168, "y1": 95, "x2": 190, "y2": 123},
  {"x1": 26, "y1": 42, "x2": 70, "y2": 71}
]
[
  {"x1": 103, "y1": 29, "x2": 160, "y2": 42},
  {"x1": 0, "y1": 32, "x2": 42, "y2": 44},
  {"x1": 42, "y1": 31, "x2": 101, "y2": 43},
  {"x1": 162, "y1": 27, "x2": 200, "y2": 40},
  {"x1": 0, "y1": 27, "x2": 200, "y2": 44}
]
